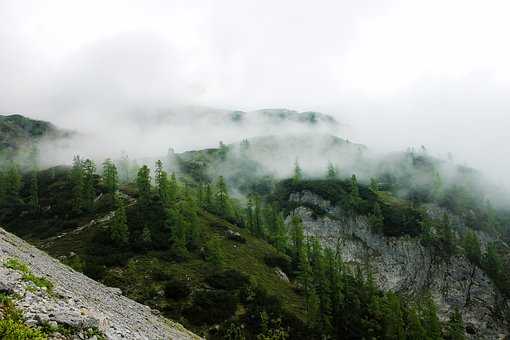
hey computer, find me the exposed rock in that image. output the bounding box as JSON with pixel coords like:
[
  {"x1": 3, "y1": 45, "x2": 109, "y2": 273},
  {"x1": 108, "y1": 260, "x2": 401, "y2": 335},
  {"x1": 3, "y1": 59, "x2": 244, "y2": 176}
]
[
  {"x1": 289, "y1": 192, "x2": 509, "y2": 340},
  {"x1": 0, "y1": 227, "x2": 201, "y2": 340},
  {"x1": 225, "y1": 229, "x2": 246, "y2": 243},
  {"x1": 274, "y1": 267, "x2": 290, "y2": 283}
]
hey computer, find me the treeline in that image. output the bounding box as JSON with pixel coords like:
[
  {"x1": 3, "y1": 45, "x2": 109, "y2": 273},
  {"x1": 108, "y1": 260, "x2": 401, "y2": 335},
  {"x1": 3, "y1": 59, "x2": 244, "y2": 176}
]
[{"x1": 3, "y1": 152, "x2": 509, "y2": 339}]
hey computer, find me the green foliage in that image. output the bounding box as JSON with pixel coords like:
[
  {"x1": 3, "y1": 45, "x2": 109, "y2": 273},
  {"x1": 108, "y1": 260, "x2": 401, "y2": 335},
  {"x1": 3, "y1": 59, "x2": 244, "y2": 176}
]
[
  {"x1": 446, "y1": 308, "x2": 466, "y2": 340},
  {"x1": 462, "y1": 230, "x2": 481, "y2": 266},
  {"x1": 0, "y1": 298, "x2": 47, "y2": 340},
  {"x1": 292, "y1": 160, "x2": 302, "y2": 183},
  {"x1": 206, "y1": 236, "x2": 224, "y2": 268},
  {"x1": 326, "y1": 162, "x2": 338, "y2": 179},
  {"x1": 4, "y1": 258, "x2": 30, "y2": 273},
  {"x1": 110, "y1": 195, "x2": 129, "y2": 246},
  {"x1": 136, "y1": 165, "x2": 151, "y2": 206},
  {"x1": 102, "y1": 158, "x2": 118, "y2": 194}
]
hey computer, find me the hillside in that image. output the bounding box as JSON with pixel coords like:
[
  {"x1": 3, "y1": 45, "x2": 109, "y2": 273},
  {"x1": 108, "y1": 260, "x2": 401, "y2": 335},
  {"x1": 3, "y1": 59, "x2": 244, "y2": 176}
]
[
  {"x1": 0, "y1": 114, "x2": 509, "y2": 339},
  {"x1": 0, "y1": 114, "x2": 70, "y2": 162},
  {"x1": 0, "y1": 226, "x2": 199, "y2": 339}
]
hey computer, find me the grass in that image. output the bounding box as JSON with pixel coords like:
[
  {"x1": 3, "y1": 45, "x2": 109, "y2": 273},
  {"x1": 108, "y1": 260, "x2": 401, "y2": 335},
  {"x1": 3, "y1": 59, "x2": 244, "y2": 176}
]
[
  {"x1": 0, "y1": 293, "x2": 47, "y2": 340},
  {"x1": 3, "y1": 258, "x2": 54, "y2": 294}
]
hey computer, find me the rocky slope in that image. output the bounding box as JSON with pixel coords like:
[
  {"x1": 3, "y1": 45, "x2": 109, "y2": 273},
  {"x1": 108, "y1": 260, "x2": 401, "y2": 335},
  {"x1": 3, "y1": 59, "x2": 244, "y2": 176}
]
[
  {"x1": 0, "y1": 226, "x2": 200, "y2": 340},
  {"x1": 288, "y1": 190, "x2": 509, "y2": 340}
]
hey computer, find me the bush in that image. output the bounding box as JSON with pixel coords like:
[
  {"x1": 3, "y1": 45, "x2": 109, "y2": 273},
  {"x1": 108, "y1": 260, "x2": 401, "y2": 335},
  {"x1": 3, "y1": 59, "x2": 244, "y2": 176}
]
[
  {"x1": 163, "y1": 278, "x2": 192, "y2": 300},
  {"x1": 205, "y1": 270, "x2": 249, "y2": 290},
  {"x1": 263, "y1": 253, "x2": 292, "y2": 276},
  {"x1": 185, "y1": 290, "x2": 238, "y2": 325}
]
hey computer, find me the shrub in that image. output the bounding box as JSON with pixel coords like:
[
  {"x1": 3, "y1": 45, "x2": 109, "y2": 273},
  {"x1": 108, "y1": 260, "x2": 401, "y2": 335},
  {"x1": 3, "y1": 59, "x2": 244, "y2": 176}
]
[
  {"x1": 205, "y1": 270, "x2": 249, "y2": 290},
  {"x1": 163, "y1": 278, "x2": 192, "y2": 300}
]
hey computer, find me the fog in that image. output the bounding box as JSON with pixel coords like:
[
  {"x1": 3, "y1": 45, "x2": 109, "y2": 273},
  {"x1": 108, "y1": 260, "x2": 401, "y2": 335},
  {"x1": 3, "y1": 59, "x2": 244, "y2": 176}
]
[{"x1": 1, "y1": 0, "x2": 509, "y2": 190}]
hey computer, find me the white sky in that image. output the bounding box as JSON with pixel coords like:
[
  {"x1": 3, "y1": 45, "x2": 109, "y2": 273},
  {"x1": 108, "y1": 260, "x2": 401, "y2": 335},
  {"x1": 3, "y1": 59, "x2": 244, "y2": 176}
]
[{"x1": 1, "y1": 0, "x2": 509, "y2": 186}]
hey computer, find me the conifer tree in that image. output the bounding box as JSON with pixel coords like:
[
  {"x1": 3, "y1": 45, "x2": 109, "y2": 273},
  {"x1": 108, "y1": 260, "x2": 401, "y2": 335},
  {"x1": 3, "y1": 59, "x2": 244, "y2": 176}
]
[
  {"x1": 290, "y1": 216, "x2": 305, "y2": 271},
  {"x1": 155, "y1": 160, "x2": 170, "y2": 205},
  {"x1": 420, "y1": 293, "x2": 442, "y2": 340},
  {"x1": 326, "y1": 162, "x2": 337, "y2": 179},
  {"x1": 206, "y1": 236, "x2": 223, "y2": 268},
  {"x1": 347, "y1": 174, "x2": 361, "y2": 213},
  {"x1": 215, "y1": 176, "x2": 229, "y2": 217},
  {"x1": 253, "y1": 196, "x2": 264, "y2": 237},
  {"x1": 4, "y1": 163, "x2": 22, "y2": 203},
  {"x1": 406, "y1": 306, "x2": 427, "y2": 340},
  {"x1": 70, "y1": 156, "x2": 84, "y2": 213},
  {"x1": 102, "y1": 158, "x2": 118, "y2": 195},
  {"x1": 29, "y1": 171, "x2": 39, "y2": 211},
  {"x1": 204, "y1": 183, "x2": 213, "y2": 210},
  {"x1": 369, "y1": 202, "x2": 384, "y2": 233},
  {"x1": 136, "y1": 165, "x2": 151, "y2": 206},
  {"x1": 293, "y1": 159, "x2": 303, "y2": 183},
  {"x1": 246, "y1": 196, "x2": 254, "y2": 233},
  {"x1": 273, "y1": 212, "x2": 288, "y2": 252},
  {"x1": 369, "y1": 177, "x2": 379, "y2": 192},
  {"x1": 462, "y1": 230, "x2": 482, "y2": 266},
  {"x1": 110, "y1": 195, "x2": 129, "y2": 246},
  {"x1": 82, "y1": 159, "x2": 96, "y2": 211},
  {"x1": 446, "y1": 308, "x2": 466, "y2": 340}
]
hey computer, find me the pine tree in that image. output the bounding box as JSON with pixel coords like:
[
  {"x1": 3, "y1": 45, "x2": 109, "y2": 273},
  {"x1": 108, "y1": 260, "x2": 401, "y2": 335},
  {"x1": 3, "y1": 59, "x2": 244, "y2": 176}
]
[
  {"x1": 273, "y1": 213, "x2": 288, "y2": 252},
  {"x1": 326, "y1": 162, "x2": 337, "y2": 179},
  {"x1": 446, "y1": 308, "x2": 466, "y2": 340},
  {"x1": 136, "y1": 165, "x2": 151, "y2": 206},
  {"x1": 383, "y1": 293, "x2": 405, "y2": 340},
  {"x1": 102, "y1": 158, "x2": 118, "y2": 195},
  {"x1": 290, "y1": 216, "x2": 305, "y2": 271},
  {"x1": 406, "y1": 306, "x2": 427, "y2": 340},
  {"x1": 110, "y1": 195, "x2": 129, "y2": 246},
  {"x1": 4, "y1": 163, "x2": 22, "y2": 203},
  {"x1": 462, "y1": 230, "x2": 481, "y2": 266},
  {"x1": 420, "y1": 293, "x2": 442, "y2": 340},
  {"x1": 155, "y1": 160, "x2": 170, "y2": 205},
  {"x1": 368, "y1": 202, "x2": 384, "y2": 233},
  {"x1": 204, "y1": 183, "x2": 213, "y2": 211},
  {"x1": 246, "y1": 196, "x2": 255, "y2": 233},
  {"x1": 82, "y1": 159, "x2": 96, "y2": 211},
  {"x1": 347, "y1": 174, "x2": 361, "y2": 213},
  {"x1": 70, "y1": 156, "x2": 84, "y2": 213},
  {"x1": 215, "y1": 176, "x2": 229, "y2": 217},
  {"x1": 253, "y1": 196, "x2": 264, "y2": 237},
  {"x1": 293, "y1": 159, "x2": 303, "y2": 183},
  {"x1": 483, "y1": 243, "x2": 503, "y2": 279},
  {"x1": 29, "y1": 171, "x2": 39, "y2": 211},
  {"x1": 206, "y1": 236, "x2": 223, "y2": 267},
  {"x1": 369, "y1": 177, "x2": 379, "y2": 192}
]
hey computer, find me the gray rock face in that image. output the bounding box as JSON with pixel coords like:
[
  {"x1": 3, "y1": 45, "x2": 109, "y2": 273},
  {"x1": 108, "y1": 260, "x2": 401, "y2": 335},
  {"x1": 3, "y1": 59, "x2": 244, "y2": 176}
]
[
  {"x1": 288, "y1": 192, "x2": 508, "y2": 340},
  {"x1": 0, "y1": 227, "x2": 201, "y2": 340}
]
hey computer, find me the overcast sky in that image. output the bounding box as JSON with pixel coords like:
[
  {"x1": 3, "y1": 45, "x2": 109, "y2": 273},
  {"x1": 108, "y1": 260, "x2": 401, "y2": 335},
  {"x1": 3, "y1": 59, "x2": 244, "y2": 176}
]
[{"x1": 1, "y1": 0, "x2": 509, "y2": 187}]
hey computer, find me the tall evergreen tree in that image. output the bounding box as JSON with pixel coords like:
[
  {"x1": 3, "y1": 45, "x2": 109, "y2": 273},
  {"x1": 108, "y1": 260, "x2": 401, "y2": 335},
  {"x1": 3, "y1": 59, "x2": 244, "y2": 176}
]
[
  {"x1": 293, "y1": 159, "x2": 303, "y2": 183},
  {"x1": 82, "y1": 159, "x2": 96, "y2": 211},
  {"x1": 446, "y1": 308, "x2": 466, "y2": 340},
  {"x1": 215, "y1": 176, "x2": 230, "y2": 217},
  {"x1": 462, "y1": 230, "x2": 482, "y2": 266},
  {"x1": 70, "y1": 156, "x2": 84, "y2": 213},
  {"x1": 102, "y1": 158, "x2": 118, "y2": 195},
  {"x1": 4, "y1": 163, "x2": 22, "y2": 203},
  {"x1": 110, "y1": 195, "x2": 129, "y2": 246},
  {"x1": 290, "y1": 216, "x2": 305, "y2": 271},
  {"x1": 29, "y1": 171, "x2": 39, "y2": 211},
  {"x1": 136, "y1": 165, "x2": 151, "y2": 206},
  {"x1": 326, "y1": 162, "x2": 338, "y2": 179},
  {"x1": 155, "y1": 160, "x2": 170, "y2": 205}
]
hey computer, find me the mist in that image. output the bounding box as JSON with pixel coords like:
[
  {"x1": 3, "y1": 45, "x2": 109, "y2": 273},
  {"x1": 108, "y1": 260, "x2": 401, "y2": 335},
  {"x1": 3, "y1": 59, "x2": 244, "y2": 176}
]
[{"x1": 1, "y1": 0, "x2": 509, "y2": 192}]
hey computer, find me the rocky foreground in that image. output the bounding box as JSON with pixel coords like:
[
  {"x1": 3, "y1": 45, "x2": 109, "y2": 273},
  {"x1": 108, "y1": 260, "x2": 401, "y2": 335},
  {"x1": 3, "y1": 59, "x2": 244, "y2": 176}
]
[{"x1": 0, "y1": 227, "x2": 200, "y2": 340}]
